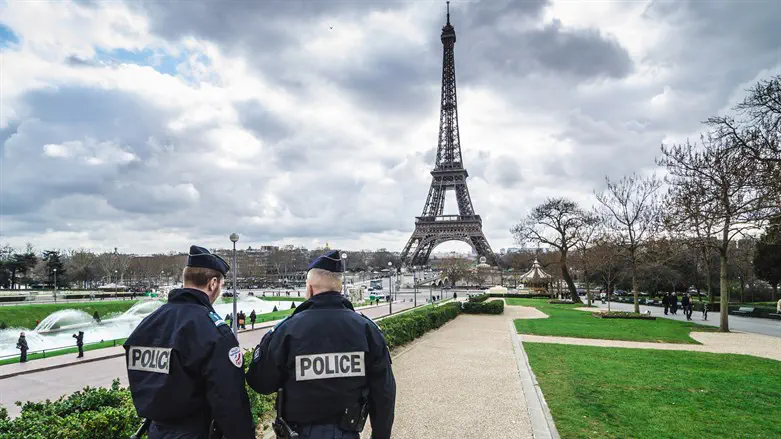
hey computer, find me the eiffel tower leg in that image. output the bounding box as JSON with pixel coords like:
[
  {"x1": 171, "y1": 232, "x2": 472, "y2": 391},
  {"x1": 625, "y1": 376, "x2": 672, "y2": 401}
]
[{"x1": 469, "y1": 233, "x2": 499, "y2": 266}]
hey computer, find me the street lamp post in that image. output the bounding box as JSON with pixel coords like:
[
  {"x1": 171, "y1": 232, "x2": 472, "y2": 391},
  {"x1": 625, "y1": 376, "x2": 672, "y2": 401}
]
[
  {"x1": 387, "y1": 262, "x2": 393, "y2": 315},
  {"x1": 114, "y1": 270, "x2": 118, "y2": 297},
  {"x1": 230, "y1": 233, "x2": 239, "y2": 337},
  {"x1": 413, "y1": 266, "x2": 417, "y2": 307},
  {"x1": 341, "y1": 252, "x2": 348, "y2": 299},
  {"x1": 53, "y1": 268, "x2": 57, "y2": 303}
]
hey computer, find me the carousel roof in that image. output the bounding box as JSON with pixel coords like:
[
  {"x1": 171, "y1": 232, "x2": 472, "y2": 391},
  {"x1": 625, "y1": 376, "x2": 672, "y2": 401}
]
[{"x1": 519, "y1": 258, "x2": 552, "y2": 282}]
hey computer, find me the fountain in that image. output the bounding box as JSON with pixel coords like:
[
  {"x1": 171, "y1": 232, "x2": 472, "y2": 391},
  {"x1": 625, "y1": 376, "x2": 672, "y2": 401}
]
[
  {"x1": 0, "y1": 292, "x2": 302, "y2": 360},
  {"x1": 35, "y1": 310, "x2": 96, "y2": 333}
]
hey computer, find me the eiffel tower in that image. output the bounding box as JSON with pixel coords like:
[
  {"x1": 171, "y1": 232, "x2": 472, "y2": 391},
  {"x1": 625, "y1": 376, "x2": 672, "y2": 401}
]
[{"x1": 400, "y1": 2, "x2": 497, "y2": 267}]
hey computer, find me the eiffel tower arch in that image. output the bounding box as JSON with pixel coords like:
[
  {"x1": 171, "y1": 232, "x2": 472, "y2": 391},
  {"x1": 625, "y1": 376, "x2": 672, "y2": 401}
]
[{"x1": 400, "y1": 3, "x2": 498, "y2": 267}]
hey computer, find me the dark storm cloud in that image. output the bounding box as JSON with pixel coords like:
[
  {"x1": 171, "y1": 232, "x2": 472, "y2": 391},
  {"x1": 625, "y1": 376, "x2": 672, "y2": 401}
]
[
  {"x1": 524, "y1": 21, "x2": 632, "y2": 79},
  {"x1": 330, "y1": 48, "x2": 439, "y2": 116},
  {"x1": 235, "y1": 99, "x2": 291, "y2": 144},
  {"x1": 133, "y1": 0, "x2": 410, "y2": 56}
]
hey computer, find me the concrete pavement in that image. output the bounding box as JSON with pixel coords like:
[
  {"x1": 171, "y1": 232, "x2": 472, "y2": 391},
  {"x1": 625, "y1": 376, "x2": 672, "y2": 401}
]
[
  {"x1": 361, "y1": 302, "x2": 551, "y2": 439},
  {"x1": 589, "y1": 300, "x2": 781, "y2": 338},
  {"x1": 0, "y1": 300, "x2": 420, "y2": 417}
]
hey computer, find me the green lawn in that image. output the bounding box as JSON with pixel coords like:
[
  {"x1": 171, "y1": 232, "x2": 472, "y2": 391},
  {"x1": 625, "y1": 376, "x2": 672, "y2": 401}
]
[
  {"x1": 508, "y1": 298, "x2": 715, "y2": 344},
  {"x1": 252, "y1": 308, "x2": 294, "y2": 324},
  {"x1": 259, "y1": 296, "x2": 303, "y2": 301},
  {"x1": 0, "y1": 338, "x2": 127, "y2": 366},
  {"x1": 524, "y1": 343, "x2": 781, "y2": 439},
  {"x1": 0, "y1": 301, "x2": 139, "y2": 329}
]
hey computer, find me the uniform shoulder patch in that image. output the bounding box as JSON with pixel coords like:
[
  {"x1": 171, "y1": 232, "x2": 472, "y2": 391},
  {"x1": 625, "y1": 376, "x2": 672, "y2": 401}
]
[
  {"x1": 209, "y1": 311, "x2": 228, "y2": 327},
  {"x1": 229, "y1": 346, "x2": 243, "y2": 368}
]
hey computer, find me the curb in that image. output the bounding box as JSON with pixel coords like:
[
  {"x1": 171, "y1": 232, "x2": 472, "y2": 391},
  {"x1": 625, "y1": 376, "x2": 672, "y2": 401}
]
[
  {"x1": 508, "y1": 320, "x2": 560, "y2": 439},
  {"x1": 0, "y1": 352, "x2": 127, "y2": 380}
]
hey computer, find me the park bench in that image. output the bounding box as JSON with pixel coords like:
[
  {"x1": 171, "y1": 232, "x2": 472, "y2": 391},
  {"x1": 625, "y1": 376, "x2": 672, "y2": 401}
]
[{"x1": 731, "y1": 307, "x2": 755, "y2": 316}]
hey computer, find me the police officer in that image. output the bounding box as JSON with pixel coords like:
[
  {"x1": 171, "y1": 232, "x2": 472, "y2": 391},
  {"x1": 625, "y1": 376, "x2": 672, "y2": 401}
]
[
  {"x1": 124, "y1": 245, "x2": 255, "y2": 439},
  {"x1": 246, "y1": 250, "x2": 396, "y2": 439}
]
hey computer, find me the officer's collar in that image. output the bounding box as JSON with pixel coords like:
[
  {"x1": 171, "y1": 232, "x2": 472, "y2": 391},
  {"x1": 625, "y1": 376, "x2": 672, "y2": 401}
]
[
  {"x1": 293, "y1": 291, "x2": 355, "y2": 315},
  {"x1": 168, "y1": 288, "x2": 214, "y2": 310}
]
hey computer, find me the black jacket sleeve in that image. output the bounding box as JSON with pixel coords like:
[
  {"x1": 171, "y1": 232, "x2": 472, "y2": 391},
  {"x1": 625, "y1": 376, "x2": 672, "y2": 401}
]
[
  {"x1": 246, "y1": 329, "x2": 286, "y2": 395},
  {"x1": 202, "y1": 333, "x2": 255, "y2": 439},
  {"x1": 366, "y1": 323, "x2": 396, "y2": 439}
]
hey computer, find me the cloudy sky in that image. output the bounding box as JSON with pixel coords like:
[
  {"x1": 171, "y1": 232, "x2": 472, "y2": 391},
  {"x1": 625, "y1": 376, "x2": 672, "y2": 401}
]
[{"x1": 1, "y1": 0, "x2": 780, "y2": 256}]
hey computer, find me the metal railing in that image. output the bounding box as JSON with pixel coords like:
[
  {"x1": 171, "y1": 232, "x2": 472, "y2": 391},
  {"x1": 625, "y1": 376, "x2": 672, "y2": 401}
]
[{"x1": 0, "y1": 338, "x2": 125, "y2": 362}]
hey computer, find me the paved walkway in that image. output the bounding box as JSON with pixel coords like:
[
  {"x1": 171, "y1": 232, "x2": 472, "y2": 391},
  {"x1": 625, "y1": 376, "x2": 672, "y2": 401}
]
[
  {"x1": 362, "y1": 304, "x2": 538, "y2": 439},
  {"x1": 589, "y1": 300, "x2": 781, "y2": 338}
]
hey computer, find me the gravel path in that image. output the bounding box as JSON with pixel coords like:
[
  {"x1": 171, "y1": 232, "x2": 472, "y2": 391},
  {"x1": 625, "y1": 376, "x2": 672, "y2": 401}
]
[
  {"x1": 363, "y1": 307, "x2": 534, "y2": 439},
  {"x1": 521, "y1": 332, "x2": 781, "y2": 361}
]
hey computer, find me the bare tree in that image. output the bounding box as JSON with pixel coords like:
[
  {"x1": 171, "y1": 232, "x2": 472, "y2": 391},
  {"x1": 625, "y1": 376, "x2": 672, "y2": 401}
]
[
  {"x1": 708, "y1": 75, "x2": 781, "y2": 201},
  {"x1": 512, "y1": 198, "x2": 598, "y2": 303},
  {"x1": 595, "y1": 174, "x2": 662, "y2": 312},
  {"x1": 660, "y1": 133, "x2": 769, "y2": 331},
  {"x1": 589, "y1": 236, "x2": 625, "y2": 311},
  {"x1": 439, "y1": 257, "x2": 471, "y2": 288},
  {"x1": 574, "y1": 210, "x2": 601, "y2": 306},
  {"x1": 730, "y1": 238, "x2": 757, "y2": 303}
]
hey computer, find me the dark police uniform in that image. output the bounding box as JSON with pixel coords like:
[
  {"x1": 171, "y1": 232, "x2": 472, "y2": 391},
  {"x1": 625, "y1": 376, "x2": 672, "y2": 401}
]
[
  {"x1": 124, "y1": 246, "x2": 254, "y2": 439},
  {"x1": 246, "y1": 250, "x2": 396, "y2": 439}
]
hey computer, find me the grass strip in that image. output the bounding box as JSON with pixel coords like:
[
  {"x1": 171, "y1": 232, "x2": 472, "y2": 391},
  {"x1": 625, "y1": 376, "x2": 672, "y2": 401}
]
[
  {"x1": 507, "y1": 298, "x2": 715, "y2": 344},
  {"x1": 0, "y1": 338, "x2": 128, "y2": 366},
  {"x1": 524, "y1": 342, "x2": 781, "y2": 439}
]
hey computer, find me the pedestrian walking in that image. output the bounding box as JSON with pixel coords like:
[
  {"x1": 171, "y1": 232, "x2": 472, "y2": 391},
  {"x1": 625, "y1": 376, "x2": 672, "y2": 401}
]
[
  {"x1": 681, "y1": 294, "x2": 691, "y2": 320},
  {"x1": 17, "y1": 332, "x2": 29, "y2": 363},
  {"x1": 123, "y1": 245, "x2": 254, "y2": 438},
  {"x1": 247, "y1": 250, "x2": 396, "y2": 439},
  {"x1": 671, "y1": 293, "x2": 678, "y2": 315},
  {"x1": 662, "y1": 292, "x2": 670, "y2": 315},
  {"x1": 73, "y1": 331, "x2": 85, "y2": 358},
  {"x1": 250, "y1": 310, "x2": 257, "y2": 329}
]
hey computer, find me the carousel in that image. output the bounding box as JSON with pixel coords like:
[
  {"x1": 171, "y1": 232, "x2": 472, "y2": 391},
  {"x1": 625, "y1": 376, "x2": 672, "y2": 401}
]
[{"x1": 519, "y1": 258, "x2": 552, "y2": 294}]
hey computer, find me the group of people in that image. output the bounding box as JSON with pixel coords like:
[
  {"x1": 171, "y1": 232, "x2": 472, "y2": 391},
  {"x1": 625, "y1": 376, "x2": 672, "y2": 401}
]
[
  {"x1": 124, "y1": 247, "x2": 395, "y2": 439},
  {"x1": 224, "y1": 310, "x2": 257, "y2": 330},
  {"x1": 662, "y1": 292, "x2": 695, "y2": 320}
]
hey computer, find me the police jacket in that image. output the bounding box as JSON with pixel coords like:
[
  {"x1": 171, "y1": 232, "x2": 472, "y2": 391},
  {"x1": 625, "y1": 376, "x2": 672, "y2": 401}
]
[
  {"x1": 124, "y1": 288, "x2": 255, "y2": 439},
  {"x1": 246, "y1": 291, "x2": 396, "y2": 439}
]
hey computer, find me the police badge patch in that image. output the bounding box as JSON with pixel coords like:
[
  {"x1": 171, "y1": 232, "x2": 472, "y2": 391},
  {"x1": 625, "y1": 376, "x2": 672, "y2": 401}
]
[
  {"x1": 253, "y1": 348, "x2": 261, "y2": 362},
  {"x1": 229, "y1": 346, "x2": 243, "y2": 368}
]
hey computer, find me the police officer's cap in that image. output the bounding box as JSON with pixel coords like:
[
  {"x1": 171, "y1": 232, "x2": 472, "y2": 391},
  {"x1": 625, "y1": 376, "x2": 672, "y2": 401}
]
[
  {"x1": 187, "y1": 245, "x2": 230, "y2": 276},
  {"x1": 307, "y1": 250, "x2": 344, "y2": 273}
]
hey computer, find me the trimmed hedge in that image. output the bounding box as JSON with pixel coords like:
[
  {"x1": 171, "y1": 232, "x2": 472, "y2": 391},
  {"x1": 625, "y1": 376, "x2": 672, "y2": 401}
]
[
  {"x1": 488, "y1": 293, "x2": 551, "y2": 299},
  {"x1": 378, "y1": 302, "x2": 461, "y2": 349},
  {"x1": 462, "y1": 299, "x2": 505, "y2": 315},
  {"x1": 0, "y1": 379, "x2": 141, "y2": 439},
  {"x1": 593, "y1": 311, "x2": 656, "y2": 320},
  {"x1": 468, "y1": 294, "x2": 489, "y2": 303},
  {"x1": 0, "y1": 354, "x2": 276, "y2": 438}
]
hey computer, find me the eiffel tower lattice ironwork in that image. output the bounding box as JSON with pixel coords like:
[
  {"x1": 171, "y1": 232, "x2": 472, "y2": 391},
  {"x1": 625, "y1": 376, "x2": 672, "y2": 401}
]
[{"x1": 400, "y1": 3, "x2": 498, "y2": 267}]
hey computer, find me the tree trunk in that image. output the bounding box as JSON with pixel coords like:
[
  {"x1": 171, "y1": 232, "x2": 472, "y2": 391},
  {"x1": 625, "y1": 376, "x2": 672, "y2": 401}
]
[
  {"x1": 631, "y1": 251, "x2": 639, "y2": 313},
  {"x1": 719, "y1": 249, "x2": 730, "y2": 332},
  {"x1": 703, "y1": 249, "x2": 713, "y2": 304},
  {"x1": 739, "y1": 279, "x2": 745, "y2": 303},
  {"x1": 559, "y1": 252, "x2": 581, "y2": 303},
  {"x1": 585, "y1": 270, "x2": 591, "y2": 307},
  {"x1": 772, "y1": 283, "x2": 777, "y2": 301}
]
